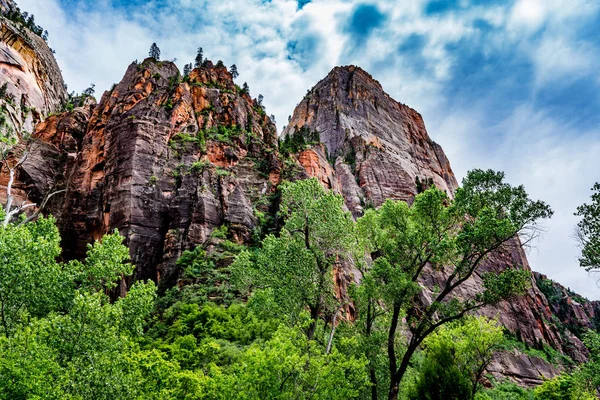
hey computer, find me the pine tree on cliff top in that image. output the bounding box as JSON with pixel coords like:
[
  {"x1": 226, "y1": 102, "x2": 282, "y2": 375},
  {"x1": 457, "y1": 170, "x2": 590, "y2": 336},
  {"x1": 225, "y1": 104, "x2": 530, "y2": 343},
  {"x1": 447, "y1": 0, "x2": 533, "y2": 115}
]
[
  {"x1": 149, "y1": 43, "x2": 161, "y2": 60},
  {"x1": 194, "y1": 47, "x2": 203, "y2": 68}
]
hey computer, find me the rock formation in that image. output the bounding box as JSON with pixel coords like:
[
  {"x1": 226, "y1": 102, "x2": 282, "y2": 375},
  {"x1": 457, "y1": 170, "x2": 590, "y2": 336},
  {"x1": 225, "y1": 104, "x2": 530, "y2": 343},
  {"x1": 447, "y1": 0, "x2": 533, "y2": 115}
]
[
  {"x1": 0, "y1": 7, "x2": 597, "y2": 386},
  {"x1": 0, "y1": 0, "x2": 66, "y2": 135},
  {"x1": 281, "y1": 65, "x2": 589, "y2": 384}
]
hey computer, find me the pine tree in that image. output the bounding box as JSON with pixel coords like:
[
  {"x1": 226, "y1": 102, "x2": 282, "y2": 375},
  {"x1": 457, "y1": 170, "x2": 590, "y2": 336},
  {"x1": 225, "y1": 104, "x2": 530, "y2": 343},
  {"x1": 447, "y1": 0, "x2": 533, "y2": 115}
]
[
  {"x1": 194, "y1": 47, "x2": 203, "y2": 68},
  {"x1": 149, "y1": 43, "x2": 161, "y2": 60},
  {"x1": 242, "y1": 82, "x2": 249, "y2": 94},
  {"x1": 216, "y1": 60, "x2": 225, "y2": 68},
  {"x1": 83, "y1": 83, "x2": 95, "y2": 97},
  {"x1": 183, "y1": 63, "x2": 192, "y2": 77},
  {"x1": 230, "y1": 64, "x2": 239, "y2": 79}
]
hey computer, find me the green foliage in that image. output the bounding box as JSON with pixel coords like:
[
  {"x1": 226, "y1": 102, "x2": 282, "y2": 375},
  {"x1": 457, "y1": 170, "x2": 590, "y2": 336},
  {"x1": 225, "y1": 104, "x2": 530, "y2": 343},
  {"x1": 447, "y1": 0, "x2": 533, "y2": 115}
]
[
  {"x1": 476, "y1": 382, "x2": 533, "y2": 400},
  {"x1": 0, "y1": 170, "x2": 566, "y2": 399},
  {"x1": 412, "y1": 339, "x2": 472, "y2": 400},
  {"x1": 0, "y1": 216, "x2": 62, "y2": 336},
  {"x1": 575, "y1": 183, "x2": 600, "y2": 272},
  {"x1": 279, "y1": 126, "x2": 321, "y2": 156},
  {"x1": 354, "y1": 169, "x2": 551, "y2": 396},
  {"x1": 498, "y1": 334, "x2": 573, "y2": 367},
  {"x1": 232, "y1": 178, "x2": 356, "y2": 338},
  {"x1": 0, "y1": 215, "x2": 158, "y2": 399},
  {"x1": 533, "y1": 374, "x2": 596, "y2": 400},
  {"x1": 411, "y1": 316, "x2": 505, "y2": 400}
]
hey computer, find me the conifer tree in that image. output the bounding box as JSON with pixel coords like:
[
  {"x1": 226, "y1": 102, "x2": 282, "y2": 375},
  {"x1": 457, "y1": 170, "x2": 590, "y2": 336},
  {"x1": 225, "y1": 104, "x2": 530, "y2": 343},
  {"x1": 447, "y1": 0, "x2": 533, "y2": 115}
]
[
  {"x1": 194, "y1": 47, "x2": 203, "y2": 68},
  {"x1": 230, "y1": 64, "x2": 239, "y2": 79},
  {"x1": 183, "y1": 63, "x2": 192, "y2": 78},
  {"x1": 149, "y1": 43, "x2": 161, "y2": 60}
]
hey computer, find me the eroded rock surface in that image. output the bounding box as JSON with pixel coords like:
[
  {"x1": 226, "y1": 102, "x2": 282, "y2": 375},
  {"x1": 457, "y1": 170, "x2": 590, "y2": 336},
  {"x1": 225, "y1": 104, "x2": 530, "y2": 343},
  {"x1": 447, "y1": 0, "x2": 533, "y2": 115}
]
[
  {"x1": 283, "y1": 65, "x2": 589, "y2": 384},
  {"x1": 0, "y1": 0, "x2": 66, "y2": 135}
]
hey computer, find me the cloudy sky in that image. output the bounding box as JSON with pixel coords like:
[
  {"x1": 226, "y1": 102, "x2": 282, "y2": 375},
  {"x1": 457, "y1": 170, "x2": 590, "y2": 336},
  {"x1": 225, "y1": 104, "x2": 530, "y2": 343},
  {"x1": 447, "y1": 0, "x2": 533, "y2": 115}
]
[{"x1": 18, "y1": 0, "x2": 600, "y2": 298}]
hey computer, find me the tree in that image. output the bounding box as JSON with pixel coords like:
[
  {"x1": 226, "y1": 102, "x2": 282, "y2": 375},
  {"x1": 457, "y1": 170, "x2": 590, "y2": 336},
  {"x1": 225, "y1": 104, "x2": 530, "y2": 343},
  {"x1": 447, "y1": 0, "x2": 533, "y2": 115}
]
[
  {"x1": 0, "y1": 140, "x2": 66, "y2": 227},
  {"x1": 233, "y1": 178, "x2": 356, "y2": 341},
  {"x1": 412, "y1": 340, "x2": 471, "y2": 400},
  {"x1": 149, "y1": 42, "x2": 161, "y2": 60},
  {"x1": 0, "y1": 213, "x2": 157, "y2": 399},
  {"x1": 257, "y1": 94, "x2": 264, "y2": 107},
  {"x1": 0, "y1": 215, "x2": 62, "y2": 336},
  {"x1": 216, "y1": 60, "x2": 225, "y2": 68},
  {"x1": 230, "y1": 64, "x2": 239, "y2": 79},
  {"x1": 575, "y1": 183, "x2": 600, "y2": 274},
  {"x1": 183, "y1": 63, "x2": 192, "y2": 78},
  {"x1": 356, "y1": 169, "x2": 552, "y2": 399},
  {"x1": 194, "y1": 47, "x2": 203, "y2": 68},
  {"x1": 415, "y1": 316, "x2": 504, "y2": 399},
  {"x1": 242, "y1": 82, "x2": 249, "y2": 94},
  {"x1": 82, "y1": 83, "x2": 95, "y2": 97}
]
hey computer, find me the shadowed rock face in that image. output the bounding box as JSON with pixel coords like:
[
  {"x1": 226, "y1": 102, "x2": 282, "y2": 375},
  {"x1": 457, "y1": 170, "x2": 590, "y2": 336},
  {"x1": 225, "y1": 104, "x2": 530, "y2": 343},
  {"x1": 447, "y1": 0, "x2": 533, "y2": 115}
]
[{"x1": 0, "y1": 0, "x2": 66, "y2": 135}]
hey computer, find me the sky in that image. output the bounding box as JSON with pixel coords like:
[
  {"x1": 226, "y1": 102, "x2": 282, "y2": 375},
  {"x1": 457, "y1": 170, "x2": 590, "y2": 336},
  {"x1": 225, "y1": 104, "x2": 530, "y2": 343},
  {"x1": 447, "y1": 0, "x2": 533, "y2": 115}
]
[{"x1": 17, "y1": 0, "x2": 600, "y2": 299}]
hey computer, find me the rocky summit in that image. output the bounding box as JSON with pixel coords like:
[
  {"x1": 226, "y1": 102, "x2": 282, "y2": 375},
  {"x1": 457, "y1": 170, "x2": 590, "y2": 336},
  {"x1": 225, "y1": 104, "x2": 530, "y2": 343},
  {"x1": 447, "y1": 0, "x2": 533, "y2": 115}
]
[{"x1": 0, "y1": 1, "x2": 598, "y2": 394}]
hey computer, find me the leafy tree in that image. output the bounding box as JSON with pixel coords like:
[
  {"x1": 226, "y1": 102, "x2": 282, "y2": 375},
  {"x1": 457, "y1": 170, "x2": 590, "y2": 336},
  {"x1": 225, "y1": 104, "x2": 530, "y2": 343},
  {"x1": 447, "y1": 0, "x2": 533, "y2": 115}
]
[
  {"x1": 356, "y1": 169, "x2": 552, "y2": 399},
  {"x1": 230, "y1": 64, "x2": 239, "y2": 79},
  {"x1": 414, "y1": 316, "x2": 505, "y2": 399},
  {"x1": 575, "y1": 183, "x2": 600, "y2": 274},
  {"x1": 533, "y1": 374, "x2": 596, "y2": 400},
  {"x1": 149, "y1": 42, "x2": 161, "y2": 60},
  {"x1": 195, "y1": 47, "x2": 204, "y2": 68},
  {"x1": 0, "y1": 215, "x2": 63, "y2": 336},
  {"x1": 210, "y1": 324, "x2": 368, "y2": 399},
  {"x1": 233, "y1": 178, "x2": 356, "y2": 341},
  {"x1": 412, "y1": 339, "x2": 472, "y2": 400}
]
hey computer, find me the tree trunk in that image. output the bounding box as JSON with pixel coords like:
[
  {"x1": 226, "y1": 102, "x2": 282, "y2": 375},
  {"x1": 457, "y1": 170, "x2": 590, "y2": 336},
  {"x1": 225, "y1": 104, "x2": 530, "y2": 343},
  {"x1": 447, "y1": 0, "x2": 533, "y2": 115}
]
[
  {"x1": 307, "y1": 303, "x2": 320, "y2": 340},
  {"x1": 387, "y1": 302, "x2": 401, "y2": 399},
  {"x1": 370, "y1": 368, "x2": 378, "y2": 400}
]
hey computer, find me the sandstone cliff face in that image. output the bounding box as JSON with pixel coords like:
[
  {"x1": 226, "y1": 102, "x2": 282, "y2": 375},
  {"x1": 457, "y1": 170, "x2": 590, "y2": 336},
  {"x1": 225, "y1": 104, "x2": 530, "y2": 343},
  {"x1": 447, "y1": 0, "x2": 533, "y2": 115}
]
[
  {"x1": 534, "y1": 272, "x2": 600, "y2": 337},
  {"x1": 283, "y1": 65, "x2": 457, "y2": 216},
  {"x1": 0, "y1": 39, "x2": 594, "y2": 386},
  {"x1": 283, "y1": 65, "x2": 587, "y2": 384},
  {"x1": 11, "y1": 58, "x2": 278, "y2": 289},
  {"x1": 0, "y1": 0, "x2": 66, "y2": 135}
]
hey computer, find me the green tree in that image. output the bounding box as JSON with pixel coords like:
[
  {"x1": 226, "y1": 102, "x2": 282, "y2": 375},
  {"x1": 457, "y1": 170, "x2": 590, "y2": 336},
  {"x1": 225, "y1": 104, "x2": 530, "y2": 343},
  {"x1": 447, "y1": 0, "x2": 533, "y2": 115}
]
[
  {"x1": 415, "y1": 316, "x2": 505, "y2": 399},
  {"x1": 575, "y1": 183, "x2": 600, "y2": 273},
  {"x1": 183, "y1": 63, "x2": 192, "y2": 78},
  {"x1": 149, "y1": 42, "x2": 161, "y2": 60},
  {"x1": 230, "y1": 64, "x2": 239, "y2": 79},
  {"x1": 0, "y1": 215, "x2": 63, "y2": 336},
  {"x1": 195, "y1": 47, "x2": 204, "y2": 68},
  {"x1": 356, "y1": 169, "x2": 552, "y2": 399},
  {"x1": 412, "y1": 340, "x2": 472, "y2": 400},
  {"x1": 233, "y1": 178, "x2": 356, "y2": 341}
]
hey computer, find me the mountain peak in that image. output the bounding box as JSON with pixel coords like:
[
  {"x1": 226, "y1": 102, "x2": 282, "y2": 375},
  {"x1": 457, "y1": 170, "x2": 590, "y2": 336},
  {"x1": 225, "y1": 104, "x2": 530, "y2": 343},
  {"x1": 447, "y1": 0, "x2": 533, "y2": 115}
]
[{"x1": 282, "y1": 65, "x2": 457, "y2": 210}]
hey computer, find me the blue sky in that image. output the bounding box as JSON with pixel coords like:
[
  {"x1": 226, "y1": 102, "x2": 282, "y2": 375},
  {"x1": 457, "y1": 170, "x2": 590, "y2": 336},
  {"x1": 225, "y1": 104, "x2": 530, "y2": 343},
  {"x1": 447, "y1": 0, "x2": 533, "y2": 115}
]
[{"x1": 19, "y1": 0, "x2": 600, "y2": 298}]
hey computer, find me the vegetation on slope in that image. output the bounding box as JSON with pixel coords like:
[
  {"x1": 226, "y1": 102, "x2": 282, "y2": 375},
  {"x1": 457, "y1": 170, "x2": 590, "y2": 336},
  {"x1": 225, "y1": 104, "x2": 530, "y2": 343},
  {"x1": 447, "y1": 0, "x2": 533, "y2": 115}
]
[{"x1": 0, "y1": 171, "x2": 598, "y2": 399}]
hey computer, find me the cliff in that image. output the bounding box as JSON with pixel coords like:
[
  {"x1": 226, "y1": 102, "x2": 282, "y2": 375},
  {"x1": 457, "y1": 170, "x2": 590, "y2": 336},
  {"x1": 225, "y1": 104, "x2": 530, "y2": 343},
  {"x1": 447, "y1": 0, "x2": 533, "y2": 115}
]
[
  {"x1": 283, "y1": 65, "x2": 457, "y2": 217},
  {"x1": 281, "y1": 65, "x2": 591, "y2": 385},
  {"x1": 0, "y1": 18, "x2": 596, "y2": 385},
  {"x1": 0, "y1": 0, "x2": 67, "y2": 135}
]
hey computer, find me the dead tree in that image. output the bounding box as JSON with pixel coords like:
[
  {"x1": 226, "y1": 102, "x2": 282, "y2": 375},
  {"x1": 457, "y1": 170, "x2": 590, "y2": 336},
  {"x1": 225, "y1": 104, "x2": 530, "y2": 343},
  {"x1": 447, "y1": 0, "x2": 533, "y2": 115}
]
[{"x1": 1, "y1": 144, "x2": 65, "y2": 227}]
